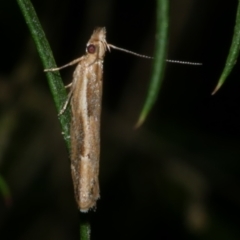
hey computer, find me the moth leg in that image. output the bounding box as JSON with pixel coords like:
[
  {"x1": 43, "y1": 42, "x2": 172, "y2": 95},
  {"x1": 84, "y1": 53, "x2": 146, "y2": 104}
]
[
  {"x1": 65, "y1": 82, "x2": 72, "y2": 88},
  {"x1": 44, "y1": 57, "x2": 84, "y2": 72},
  {"x1": 58, "y1": 88, "x2": 74, "y2": 116}
]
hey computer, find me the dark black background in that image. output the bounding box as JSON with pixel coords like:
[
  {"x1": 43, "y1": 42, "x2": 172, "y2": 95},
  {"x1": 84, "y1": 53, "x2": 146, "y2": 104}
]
[{"x1": 0, "y1": 0, "x2": 240, "y2": 239}]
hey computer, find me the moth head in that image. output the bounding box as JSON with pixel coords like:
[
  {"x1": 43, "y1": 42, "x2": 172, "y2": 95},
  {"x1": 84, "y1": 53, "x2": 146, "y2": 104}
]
[{"x1": 86, "y1": 27, "x2": 108, "y2": 59}]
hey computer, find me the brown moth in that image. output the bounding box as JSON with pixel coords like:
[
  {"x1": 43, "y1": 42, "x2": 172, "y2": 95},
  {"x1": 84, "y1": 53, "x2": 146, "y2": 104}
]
[
  {"x1": 44, "y1": 27, "x2": 153, "y2": 212},
  {"x1": 68, "y1": 28, "x2": 104, "y2": 212},
  {"x1": 45, "y1": 28, "x2": 106, "y2": 212},
  {"x1": 44, "y1": 27, "x2": 201, "y2": 212}
]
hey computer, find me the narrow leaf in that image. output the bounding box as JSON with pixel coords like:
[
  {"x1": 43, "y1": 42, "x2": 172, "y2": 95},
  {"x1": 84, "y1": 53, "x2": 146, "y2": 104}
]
[
  {"x1": 17, "y1": 0, "x2": 71, "y2": 148},
  {"x1": 212, "y1": 0, "x2": 240, "y2": 95},
  {"x1": 17, "y1": 1, "x2": 91, "y2": 239},
  {"x1": 136, "y1": 0, "x2": 169, "y2": 127}
]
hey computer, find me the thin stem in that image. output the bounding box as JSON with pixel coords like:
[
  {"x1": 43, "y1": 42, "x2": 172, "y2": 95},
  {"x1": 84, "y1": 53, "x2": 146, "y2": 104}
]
[
  {"x1": 17, "y1": 0, "x2": 71, "y2": 148},
  {"x1": 16, "y1": 0, "x2": 91, "y2": 239}
]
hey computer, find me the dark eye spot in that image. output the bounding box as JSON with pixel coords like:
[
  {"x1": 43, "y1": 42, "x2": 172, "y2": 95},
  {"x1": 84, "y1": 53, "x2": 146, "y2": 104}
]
[{"x1": 87, "y1": 44, "x2": 96, "y2": 54}]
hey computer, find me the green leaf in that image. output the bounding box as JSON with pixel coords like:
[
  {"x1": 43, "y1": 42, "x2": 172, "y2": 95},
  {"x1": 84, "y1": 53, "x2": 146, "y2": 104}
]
[
  {"x1": 17, "y1": 0, "x2": 91, "y2": 239},
  {"x1": 17, "y1": 0, "x2": 71, "y2": 149},
  {"x1": 212, "y1": 0, "x2": 240, "y2": 95},
  {"x1": 136, "y1": 0, "x2": 169, "y2": 127}
]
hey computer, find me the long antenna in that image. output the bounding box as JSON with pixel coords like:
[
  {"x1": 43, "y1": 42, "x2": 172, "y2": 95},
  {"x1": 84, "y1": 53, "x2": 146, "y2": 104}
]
[
  {"x1": 166, "y1": 59, "x2": 202, "y2": 65},
  {"x1": 108, "y1": 44, "x2": 153, "y2": 59},
  {"x1": 108, "y1": 44, "x2": 202, "y2": 65}
]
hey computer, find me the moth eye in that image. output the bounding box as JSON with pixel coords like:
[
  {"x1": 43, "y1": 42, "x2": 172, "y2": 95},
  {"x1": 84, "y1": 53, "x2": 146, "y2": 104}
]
[{"x1": 87, "y1": 44, "x2": 96, "y2": 54}]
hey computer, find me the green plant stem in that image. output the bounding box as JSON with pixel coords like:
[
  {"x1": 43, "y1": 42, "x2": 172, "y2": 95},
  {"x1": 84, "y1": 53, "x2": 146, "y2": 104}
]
[
  {"x1": 79, "y1": 213, "x2": 91, "y2": 240},
  {"x1": 136, "y1": 0, "x2": 169, "y2": 127},
  {"x1": 17, "y1": 0, "x2": 71, "y2": 148},
  {"x1": 16, "y1": 0, "x2": 91, "y2": 239}
]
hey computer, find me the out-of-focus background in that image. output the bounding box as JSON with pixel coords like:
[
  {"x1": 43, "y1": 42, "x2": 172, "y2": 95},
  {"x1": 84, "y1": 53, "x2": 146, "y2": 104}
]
[{"x1": 1, "y1": 0, "x2": 240, "y2": 239}]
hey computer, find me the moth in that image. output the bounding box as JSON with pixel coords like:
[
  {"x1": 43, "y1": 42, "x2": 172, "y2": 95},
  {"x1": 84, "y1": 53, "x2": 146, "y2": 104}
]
[
  {"x1": 44, "y1": 27, "x2": 201, "y2": 212},
  {"x1": 44, "y1": 27, "x2": 152, "y2": 212}
]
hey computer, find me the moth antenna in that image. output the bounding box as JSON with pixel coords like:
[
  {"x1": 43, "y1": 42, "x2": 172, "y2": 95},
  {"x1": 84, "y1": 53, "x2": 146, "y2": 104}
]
[
  {"x1": 108, "y1": 44, "x2": 202, "y2": 65},
  {"x1": 166, "y1": 59, "x2": 202, "y2": 65},
  {"x1": 108, "y1": 44, "x2": 153, "y2": 59}
]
